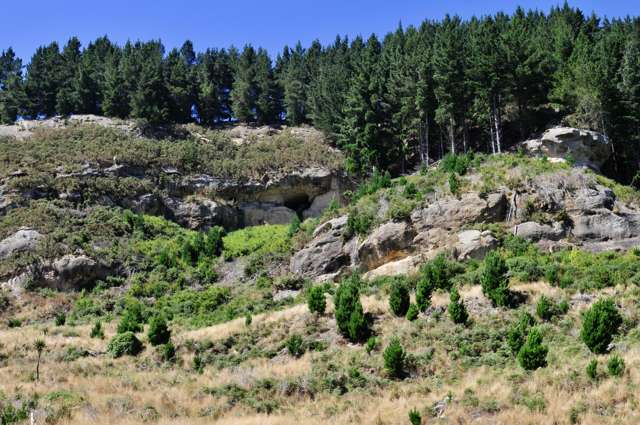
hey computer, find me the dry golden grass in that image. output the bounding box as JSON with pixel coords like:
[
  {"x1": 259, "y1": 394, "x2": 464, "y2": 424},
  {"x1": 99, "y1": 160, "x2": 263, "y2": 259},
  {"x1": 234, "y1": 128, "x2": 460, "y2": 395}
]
[{"x1": 2, "y1": 282, "x2": 640, "y2": 424}]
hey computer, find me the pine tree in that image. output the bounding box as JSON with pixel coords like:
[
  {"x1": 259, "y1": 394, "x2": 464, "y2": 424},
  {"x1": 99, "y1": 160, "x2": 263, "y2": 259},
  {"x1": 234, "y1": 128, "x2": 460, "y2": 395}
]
[
  {"x1": 231, "y1": 45, "x2": 257, "y2": 123},
  {"x1": 165, "y1": 43, "x2": 196, "y2": 123},
  {"x1": 55, "y1": 37, "x2": 82, "y2": 115},
  {"x1": 0, "y1": 48, "x2": 26, "y2": 123},
  {"x1": 102, "y1": 54, "x2": 130, "y2": 118},
  {"x1": 254, "y1": 48, "x2": 280, "y2": 124},
  {"x1": 338, "y1": 34, "x2": 391, "y2": 174},
  {"x1": 282, "y1": 42, "x2": 308, "y2": 125},
  {"x1": 24, "y1": 42, "x2": 63, "y2": 117},
  {"x1": 130, "y1": 42, "x2": 170, "y2": 124}
]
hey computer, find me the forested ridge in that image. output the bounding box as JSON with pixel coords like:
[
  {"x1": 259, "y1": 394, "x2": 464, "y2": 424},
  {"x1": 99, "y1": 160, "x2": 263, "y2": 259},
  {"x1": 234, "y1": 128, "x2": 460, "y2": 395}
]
[{"x1": 1, "y1": 4, "x2": 639, "y2": 179}]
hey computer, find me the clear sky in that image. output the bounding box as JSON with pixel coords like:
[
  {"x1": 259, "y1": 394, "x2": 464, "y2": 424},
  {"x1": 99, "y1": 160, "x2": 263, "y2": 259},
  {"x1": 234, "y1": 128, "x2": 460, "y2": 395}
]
[{"x1": 1, "y1": 0, "x2": 639, "y2": 60}]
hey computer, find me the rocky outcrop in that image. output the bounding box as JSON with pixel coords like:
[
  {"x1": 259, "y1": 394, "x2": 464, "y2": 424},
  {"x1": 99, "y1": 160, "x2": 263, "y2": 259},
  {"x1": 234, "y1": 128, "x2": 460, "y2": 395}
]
[
  {"x1": 454, "y1": 230, "x2": 499, "y2": 260},
  {"x1": 290, "y1": 216, "x2": 354, "y2": 280},
  {"x1": 357, "y1": 222, "x2": 416, "y2": 270},
  {"x1": 240, "y1": 202, "x2": 297, "y2": 226},
  {"x1": 1, "y1": 254, "x2": 110, "y2": 293},
  {"x1": 0, "y1": 229, "x2": 43, "y2": 260},
  {"x1": 42, "y1": 255, "x2": 110, "y2": 291},
  {"x1": 410, "y1": 192, "x2": 506, "y2": 234},
  {"x1": 512, "y1": 221, "x2": 566, "y2": 242},
  {"x1": 521, "y1": 127, "x2": 611, "y2": 171}
]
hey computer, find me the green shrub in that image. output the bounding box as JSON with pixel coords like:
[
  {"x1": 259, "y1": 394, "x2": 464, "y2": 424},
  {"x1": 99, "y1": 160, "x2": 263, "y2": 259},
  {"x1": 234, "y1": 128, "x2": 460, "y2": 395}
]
[
  {"x1": 107, "y1": 332, "x2": 143, "y2": 358},
  {"x1": 245, "y1": 313, "x2": 252, "y2": 327},
  {"x1": 287, "y1": 216, "x2": 301, "y2": 237},
  {"x1": 607, "y1": 355, "x2": 625, "y2": 377},
  {"x1": 389, "y1": 279, "x2": 410, "y2": 317},
  {"x1": 448, "y1": 286, "x2": 468, "y2": 324},
  {"x1": 536, "y1": 296, "x2": 555, "y2": 321},
  {"x1": 55, "y1": 312, "x2": 66, "y2": 326},
  {"x1": 558, "y1": 299, "x2": 570, "y2": 315},
  {"x1": 160, "y1": 341, "x2": 176, "y2": 362},
  {"x1": 409, "y1": 408, "x2": 422, "y2": 425},
  {"x1": 193, "y1": 355, "x2": 204, "y2": 373},
  {"x1": 90, "y1": 320, "x2": 104, "y2": 339},
  {"x1": 517, "y1": 327, "x2": 548, "y2": 370},
  {"x1": 117, "y1": 299, "x2": 144, "y2": 334},
  {"x1": 366, "y1": 336, "x2": 377, "y2": 355},
  {"x1": 7, "y1": 318, "x2": 21, "y2": 328},
  {"x1": 307, "y1": 285, "x2": 326, "y2": 315},
  {"x1": 441, "y1": 152, "x2": 471, "y2": 175},
  {"x1": 334, "y1": 275, "x2": 369, "y2": 343},
  {"x1": 147, "y1": 315, "x2": 171, "y2": 346},
  {"x1": 345, "y1": 210, "x2": 373, "y2": 238},
  {"x1": 286, "y1": 334, "x2": 305, "y2": 357},
  {"x1": 383, "y1": 337, "x2": 406, "y2": 378},
  {"x1": 481, "y1": 251, "x2": 509, "y2": 307},
  {"x1": 507, "y1": 312, "x2": 535, "y2": 354},
  {"x1": 204, "y1": 226, "x2": 225, "y2": 257},
  {"x1": 586, "y1": 359, "x2": 598, "y2": 380},
  {"x1": 581, "y1": 298, "x2": 622, "y2": 354},
  {"x1": 406, "y1": 304, "x2": 419, "y2": 321},
  {"x1": 416, "y1": 254, "x2": 451, "y2": 311},
  {"x1": 448, "y1": 173, "x2": 459, "y2": 194}
]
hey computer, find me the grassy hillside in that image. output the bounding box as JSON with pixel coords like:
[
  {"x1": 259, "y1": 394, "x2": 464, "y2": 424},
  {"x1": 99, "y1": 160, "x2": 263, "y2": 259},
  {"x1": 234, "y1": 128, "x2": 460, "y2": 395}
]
[{"x1": 3, "y1": 153, "x2": 640, "y2": 424}]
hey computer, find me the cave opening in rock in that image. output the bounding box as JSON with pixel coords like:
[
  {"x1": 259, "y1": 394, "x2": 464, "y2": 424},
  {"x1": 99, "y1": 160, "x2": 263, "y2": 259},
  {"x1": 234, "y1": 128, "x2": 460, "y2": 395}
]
[{"x1": 284, "y1": 193, "x2": 311, "y2": 217}]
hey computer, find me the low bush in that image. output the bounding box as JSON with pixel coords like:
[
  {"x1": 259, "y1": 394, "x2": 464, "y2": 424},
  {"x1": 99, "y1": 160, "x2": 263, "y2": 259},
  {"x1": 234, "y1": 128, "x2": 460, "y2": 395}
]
[
  {"x1": 90, "y1": 320, "x2": 104, "y2": 339},
  {"x1": 517, "y1": 327, "x2": 548, "y2": 370},
  {"x1": 389, "y1": 279, "x2": 410, "y2": 317},
  {"x1": 147, "y1": 315, "x2": 171, "y2": 346},
  {"x1": 286, "y1": 334, "x2": 305, "y2": 358},
  {"x1": 586, "y1": 359, "x2": 598, "y2": 380},
  {"x1": 117, "y1": 299, "x2": 145, "y2": 334},
  {"x1": 409, "y1": 408, "x2": 422, "y2": 425},
  {"x1": 383, "y1": 337, "x2": 406, "y2": 378},
  {"x1": 481, "y1": 251, "x2": 510, "y2": 307},
  {"x1": 607, "y1": 355, "x2": 625, "y2": 377},
  {"x1": 334, "y1": 275, "x2": 369, "y2": 343},
  {"x1": 448, "y1": 286, "x2": 468, "y2": 324},
  {"x1": 406, "y1": 304, "x2": 419, "y2": 321},
  {"x1": 160, "y1": 342, "x2": 176, "y2": 362},
  {"x1": 107, "y1": 332, "x2": 143, "y2": 358},
  {"x1": 507, "y1": 312, "x2": 535, "y2": 354},
  {"x1": 581, "y1": 298, "x2": 622, "y2": 354},
  {"x1": 536, "y1": 296, "x2": 555, "y2": 321},
  {"x1": 54, "y1": 312, "x2": 66, "y2": 326},
  {"x1": 307, "y1": 286, "x2": 326, "y2": 315}
]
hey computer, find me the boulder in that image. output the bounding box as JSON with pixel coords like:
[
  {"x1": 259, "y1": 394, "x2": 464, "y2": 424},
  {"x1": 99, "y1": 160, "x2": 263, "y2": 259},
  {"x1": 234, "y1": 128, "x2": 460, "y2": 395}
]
[
  {"x1": 364, "y1": 255, "x2": 421, "y2": 280},
  {"x1": 521, "y1": 127, "x2": 611, "y2": 171},
  {"x1": 454, "y1": 230, "x2": 498, "y2": 260},
  {"x1": 170, "y1": 197, "x2": 239, "y2": 230},
  {"x1": 290, "y1": 216, "x2": 351, "y2": 278},
  {"x1": 0, "y1": 228, "x2": 43, "y2": 260},
  {"x1": 411, "y1": 192, "x2": 506, "y2": 234},
  {"x1": 41, "y1": 254, "x2": 110, "y2": 291},
  {"x1": 240, "y1": 202, "x2": 297, "y2": 226},
  {"x1": 570, "y1": 211, "x2": 640, "y2": 241},
  {"x1": 357, "y1": 221, "x2": 416, "y2": 270},
  {"x1": 303, "y1": 191, "x2": 339, "y2": 219},
  {"x1": 512, "y1": 221, "x2": 566, "y2": 242}
]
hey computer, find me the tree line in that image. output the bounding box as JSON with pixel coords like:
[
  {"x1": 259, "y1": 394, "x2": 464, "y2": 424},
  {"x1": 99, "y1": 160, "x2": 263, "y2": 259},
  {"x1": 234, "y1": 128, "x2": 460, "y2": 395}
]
[{"x1": 1, "y1": 4, "x2": 639, "y2": 179}]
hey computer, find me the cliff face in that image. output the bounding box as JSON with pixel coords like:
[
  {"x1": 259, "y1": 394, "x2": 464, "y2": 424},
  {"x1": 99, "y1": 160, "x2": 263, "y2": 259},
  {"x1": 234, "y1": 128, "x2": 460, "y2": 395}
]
[
  {"x1": 2, "y1": 121, "x2": 637, "y2": 294},
  {"x1": 292, "y1": 155, "x2": 639, "y2": 282}
]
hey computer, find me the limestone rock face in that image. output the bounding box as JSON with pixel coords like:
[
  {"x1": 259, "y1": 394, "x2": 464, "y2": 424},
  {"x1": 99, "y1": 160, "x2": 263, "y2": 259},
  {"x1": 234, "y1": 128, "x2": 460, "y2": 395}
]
[
  {"x1": 411, "y1": 192, "x2": 506, "y2": 234},
  {"x1": 290, "y1": 216, "x2": 351, "y2": 278},
  {"x1": 240, "y1": 202, "x2": 297, "y2": 226},
  {"x1": 42, "y1": 255, "x2": 110, "y2": 291},
  {"x1": 521, "y1": 127, "x2": 611, "y2": 171},
  {"x1": 454, "y1": 230, "x2": 499, "y2": 260},
  {"x1": 357, "y1": 222, "x2": 416, "y2": 270},
  {"x1": 0, "y1": 229, "x2": 43, "y2": 260},
  {"x1": 512, "y1": 221, "x2": 566, "y2": 242}
]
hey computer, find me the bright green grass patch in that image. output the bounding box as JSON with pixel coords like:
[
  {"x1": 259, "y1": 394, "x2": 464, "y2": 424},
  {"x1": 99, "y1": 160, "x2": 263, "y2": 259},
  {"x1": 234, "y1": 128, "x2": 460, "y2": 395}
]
[{"x1": 222, "y1": 224, "x2": 291, "y2": 259}]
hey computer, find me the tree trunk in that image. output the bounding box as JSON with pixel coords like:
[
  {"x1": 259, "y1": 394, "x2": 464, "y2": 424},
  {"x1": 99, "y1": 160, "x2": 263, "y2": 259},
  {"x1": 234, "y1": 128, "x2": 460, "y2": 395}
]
[
  {"x1": 492, "y1": 94, "x2": 502, "y2": 153},
  {"x1": 489, "y1": 114, "x2": 496, "y2": 154},
  {"x1": 449, "y1": 116, "x2": 455, "y2": 155},
  {"x1": 36, "y1": 353, "x2": 41, "y2": 382}
]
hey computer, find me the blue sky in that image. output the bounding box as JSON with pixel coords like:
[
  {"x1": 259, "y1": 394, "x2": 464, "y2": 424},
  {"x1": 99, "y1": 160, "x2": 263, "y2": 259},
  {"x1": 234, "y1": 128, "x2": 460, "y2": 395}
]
[{"x1": 1, "y1": 1, "x2": 639, "y2": 60}]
